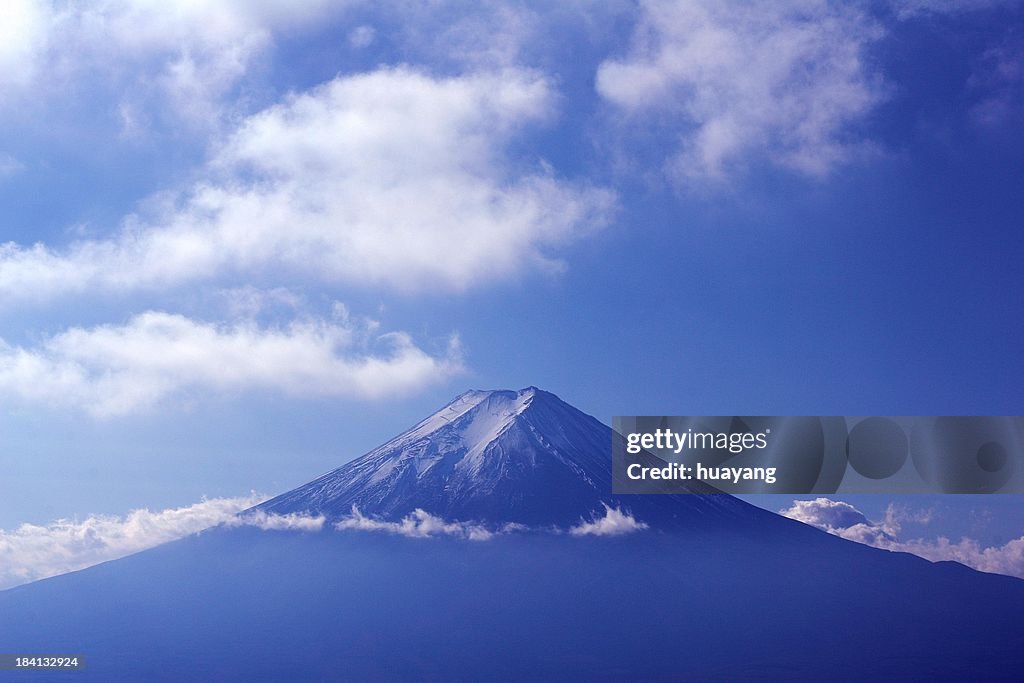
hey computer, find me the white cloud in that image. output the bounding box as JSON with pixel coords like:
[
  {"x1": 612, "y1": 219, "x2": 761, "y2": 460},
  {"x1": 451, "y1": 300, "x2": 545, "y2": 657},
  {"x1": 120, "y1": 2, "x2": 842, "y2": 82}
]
[
  {"x1": 1, "y1": 1, "x2": 349, "y2": 126},
  {"x1": 0, "y1": 67, "x2": 612, "y2": 301},
  {"x1": 0, "y1": 493, "x2": 267, "y2": 590},
  {"x1": 781, "y1": 498, "x2": 899, "y2": 544},
  {"x1": 335, "y1": 505, "x2": 495, "y2": 540},
  {"x1": 229, "y1": 509, "x2": 326, "y2": 532},
  {"x1": 781, "y1": 498, "x2": 1024, "y2": 579},
  {"x1": 334, "y1": 503, "x2": 652, "y2": 540},
  {"x1": 0, "y1": 497, "x2": 656, "y2": 591},
  {"x1": 67, "y1": 0, "x2": 337, "y2": 57},
  {"x1": 596, "y1": 0, "x2": 885, "y2": 182},
  {"x1": 0, "y1": 0, "x2": 50, "y2": 90},
  {"x1": 888, "y1": 536, "x2": 1024, "y2": 578},
  {"x1": 569, "y1": 503, "x2": 648, "y2": 537},
  {"x1": 2, "y1": 1, "x2": 581, "y2": 127},
  {"x1": 0, "y1": 310, "x2": 461, "y2": 417}
]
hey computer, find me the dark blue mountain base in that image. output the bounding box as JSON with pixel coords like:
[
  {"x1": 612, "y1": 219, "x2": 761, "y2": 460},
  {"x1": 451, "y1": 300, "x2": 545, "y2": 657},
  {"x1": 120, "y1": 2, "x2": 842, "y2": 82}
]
[
  {"x1": 3, "y1": 388, "x2": 1023, "y2": 680},
  {"x1": 2, "y1": 525, "x2": 1023, "y2": 681}
]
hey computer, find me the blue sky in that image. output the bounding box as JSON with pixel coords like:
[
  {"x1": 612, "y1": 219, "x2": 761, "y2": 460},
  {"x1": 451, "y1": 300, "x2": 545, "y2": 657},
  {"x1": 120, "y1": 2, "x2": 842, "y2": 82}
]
[{"x1": 0, "y1": 1, "x2": 1022, "y2": 585}]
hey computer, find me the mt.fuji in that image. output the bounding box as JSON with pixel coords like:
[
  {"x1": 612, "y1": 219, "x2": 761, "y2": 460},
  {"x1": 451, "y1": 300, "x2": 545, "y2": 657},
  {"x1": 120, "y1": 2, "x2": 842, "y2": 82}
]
[
  {"x1": 3, "y1": 388, "x2": 1024, "y2": 680},
  {"x1": 257, "y1": 387, "x2": 748, "y2": 528}
]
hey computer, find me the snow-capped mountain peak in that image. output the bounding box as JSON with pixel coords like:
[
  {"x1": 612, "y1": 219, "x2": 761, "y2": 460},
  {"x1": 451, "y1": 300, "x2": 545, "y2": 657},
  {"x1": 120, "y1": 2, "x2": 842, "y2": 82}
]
[{"x1": 256, "y1": 387, "x2": 747, "y2": 527}]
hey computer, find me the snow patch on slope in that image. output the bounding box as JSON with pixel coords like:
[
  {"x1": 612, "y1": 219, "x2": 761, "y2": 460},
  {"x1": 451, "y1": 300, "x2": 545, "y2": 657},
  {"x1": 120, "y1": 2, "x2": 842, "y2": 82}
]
[
  {"x1": 399, "y1": 389, "x2": 492, "y2": 445},
  {"x1": 454, "y1": 388, "x2": 537, "y2": 476}
]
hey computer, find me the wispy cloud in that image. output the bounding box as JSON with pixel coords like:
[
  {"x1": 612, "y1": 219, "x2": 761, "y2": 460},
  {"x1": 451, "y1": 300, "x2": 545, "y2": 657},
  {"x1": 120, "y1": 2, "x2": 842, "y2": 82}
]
[
  {"x1": 782, "y1": 498, "x2": 1024, "y2": 579},
  {"x1": 0, "y1": 153, "x2": 22, "y2": 179},
  {"x1": 0, "y1": 310, "x2": 461, "y2": 417},
  {"x1": 968, "y1": 35, "x2": 1024, "y2": 128},
  {"x1": 891, "y1": 0, "x2": 1020, "y2": 19},
  {"x1": 388, "y1": 0, "x2": 551, "y2": 71},
  {"x1": 230, "y1": 510, "x2": 326, "y2": 532},
  {"x1": 335, "y1": 505, "x2": 495, "y2": 540},
  {"x1": 569, "y1": 503, "x2": 649, "y2": 537},
  {"x1": 0, "y1": 493, "x2": 269, "y2": 590},
  {"x1": 333, "y1": 502, "x2": 651, "y2": 540},
  {"x1": 347, "y1": 25, "x2": 376, "y2": 49},
  {"x1": 596, "y1": 0, "x2": 885, "y2": 183}
]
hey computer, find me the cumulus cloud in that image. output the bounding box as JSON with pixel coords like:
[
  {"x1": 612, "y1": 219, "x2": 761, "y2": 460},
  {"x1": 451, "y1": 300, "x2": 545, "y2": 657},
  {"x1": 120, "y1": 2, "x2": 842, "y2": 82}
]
[
  {"x1": 0, "y1": 67, "x2": 612, "y2": 301},
  {"x1": 0, "y1": 493, "x2": 269, "y2": 590},
  {"x1": 0, "y1": 310, "x2": 461, "y2": 417},
  {"x1": 781, "y1": 498, "x2": 900, "y2": 545},
  {"x1": 335, "y1": 505, "x2": 495, "y2": 540},
  {"x1": 781, "y1": 498, "x2": 1024, "y2": 579},
  {"x1": 596, "y1": 0, "x2": 885, "y2": 182},
  {"x1": 569, "y1": 503, "x2": 649, "y2": 537}
]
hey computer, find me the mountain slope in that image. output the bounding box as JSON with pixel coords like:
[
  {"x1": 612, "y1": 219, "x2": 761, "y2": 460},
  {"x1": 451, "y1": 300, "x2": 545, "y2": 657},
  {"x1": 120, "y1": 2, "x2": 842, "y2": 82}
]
[
  {"x1": 2, "y1": 525, "x2": 1023, "y2": 681},
  {"x1": 257, "y1": 387, "x2": 749, "y2": 528}
]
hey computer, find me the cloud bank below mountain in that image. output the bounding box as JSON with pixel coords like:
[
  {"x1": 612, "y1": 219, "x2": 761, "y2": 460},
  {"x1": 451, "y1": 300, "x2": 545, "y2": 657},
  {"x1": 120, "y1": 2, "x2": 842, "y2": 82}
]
[{"x1": 782, "y1": 498, "x2": 1024, "y2": 580}]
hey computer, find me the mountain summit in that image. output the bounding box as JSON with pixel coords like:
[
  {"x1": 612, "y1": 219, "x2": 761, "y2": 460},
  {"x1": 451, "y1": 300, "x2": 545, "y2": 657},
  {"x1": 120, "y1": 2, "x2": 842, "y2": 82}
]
[{"x1": 257, "y1": 387, "x2": 747, "y2": 528}]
